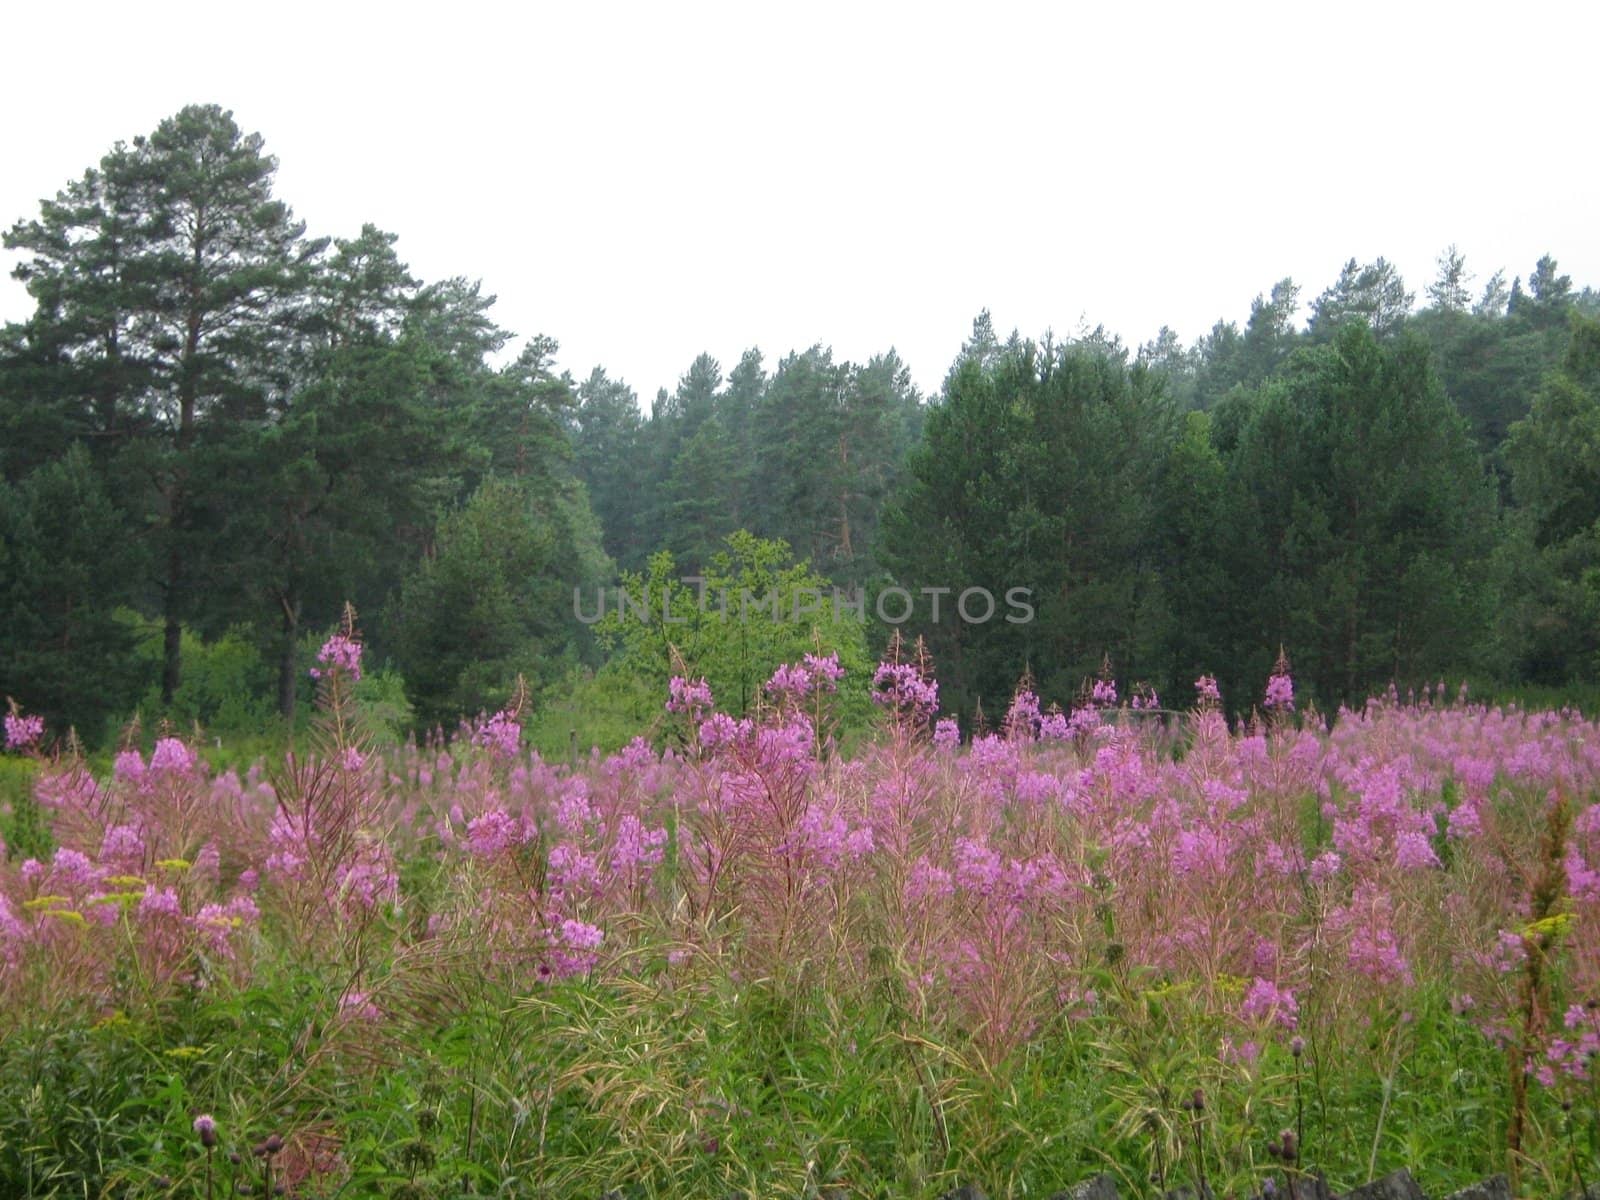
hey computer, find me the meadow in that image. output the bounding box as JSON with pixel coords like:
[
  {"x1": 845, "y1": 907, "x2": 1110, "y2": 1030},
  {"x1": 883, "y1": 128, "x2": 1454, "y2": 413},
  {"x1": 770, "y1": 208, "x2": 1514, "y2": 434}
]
[{"x1": 0, "y1": 637, "x2": 1596, "y2": 1199}]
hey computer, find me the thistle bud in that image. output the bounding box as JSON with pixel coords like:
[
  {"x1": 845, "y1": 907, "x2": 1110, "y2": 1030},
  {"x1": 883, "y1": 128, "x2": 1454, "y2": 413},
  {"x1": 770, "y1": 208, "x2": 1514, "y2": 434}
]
[{"x1": 193, "y1": 1113, "x2": 218, "y2": 1149}]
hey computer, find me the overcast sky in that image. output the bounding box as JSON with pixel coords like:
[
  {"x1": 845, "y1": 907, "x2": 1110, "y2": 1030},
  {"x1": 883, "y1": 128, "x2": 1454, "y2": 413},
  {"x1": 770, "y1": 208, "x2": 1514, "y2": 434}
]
[{"x1": 2, "y1": 1, "x2": 1596, "y2": 404}]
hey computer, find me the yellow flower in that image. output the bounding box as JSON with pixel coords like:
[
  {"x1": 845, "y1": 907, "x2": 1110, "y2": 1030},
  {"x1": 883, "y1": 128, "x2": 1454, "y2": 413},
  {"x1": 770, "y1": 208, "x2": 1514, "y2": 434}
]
[{"x1": 1522, "y1": 912, "x2": 1575, "y2": 940}]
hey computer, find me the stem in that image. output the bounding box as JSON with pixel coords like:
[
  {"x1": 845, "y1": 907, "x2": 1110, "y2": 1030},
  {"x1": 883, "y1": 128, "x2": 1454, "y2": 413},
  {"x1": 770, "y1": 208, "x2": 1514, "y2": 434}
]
[
  {"x1": 1368, "y1": 1069, "x2": 1395, "y2": 1184},
  {"x1": 464, "y1": 1081, "x2": 479, "y2": 1191},
  {"x1": 1569, "y1": 1106, "x2": 1590, "y2": 1200},
  {"x1": 1190, "y1": 1111, "x2": 1209, "y2": 1199},
  {"x1": 1295, "y1": 1061, "x2": 1305, "y2": 1177},
  {"x1": 1150, "y1": 1114, "x2": 1167, "y2": 1193}
]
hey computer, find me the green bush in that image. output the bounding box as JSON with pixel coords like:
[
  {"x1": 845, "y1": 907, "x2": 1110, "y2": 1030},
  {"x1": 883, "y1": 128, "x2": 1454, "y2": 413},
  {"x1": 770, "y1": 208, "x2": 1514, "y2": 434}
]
[
  {"x1": 0, "y1": 756, "x2": 48, "y2": 861},
  {"x1": 352, "y1": 666, "x2": 416, "y2": 748},
  {"x1": 527, "y1": 666, "x2": 662, "y2": 760},
  {"x1": 129, "y1": 616, "x2": 275, "y2": 735}
]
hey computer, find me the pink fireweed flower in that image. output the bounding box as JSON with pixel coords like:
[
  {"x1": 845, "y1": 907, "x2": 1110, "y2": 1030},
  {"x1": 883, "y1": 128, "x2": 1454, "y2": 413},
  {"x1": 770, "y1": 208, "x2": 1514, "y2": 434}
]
[
  {"x1": 1221, "y1": 1037, "x2": 1262, "y2": 1067},
  {"x1": 1568, "y1": 847, "x2": 1600, "y2": 903},
  {"x1": 138, "y1": 885, "x2": 183, "y2": 920},
  {"x1": 802, "y1": 653, "x2": 845, "y2": 689},
  {"x1": 465, "y1": 809, "x2": 524, "y2": 858},
  {"x1": 765, "y1": 662, "x2": 813, "y2": 699},
  {"x1": 339, "y1": 989, "x2": 382, "y2": 1022},
  {"x1": 1091, "y1": 678, "x2": 1118, "y2": 708},
  {"x1": 113, "y1": 749, "x2": 146, "y2": 784},
  {"x1": 1307, "y1": 851, "x2": 1342, "y2": 884},
  {"x1": 1240, "y1": 977, "x2": 1300, "y2": 1030},
  {"x1": 1264, "y1": 670, "x2": 1294, "y2": 711},
  {"x1": 149, "y1": 737, "x2": 197, "y2": 776},
  {"x1": 1394, "y1": 830, "x2": 1442, "y2": 871},
  {"x1": 190, "y1": 895, "x2": 260, "y2": 958},
  {"x1": 1195, "y1": 675, "x2": 1222, "y2": 707},
  {"x1": 49, "y1": 848, "x2": 99, "y2": 892},
  {"x1": 904, "y1": 857, "x2": 955, "y2": 903},
  {"x1": 872, "y1": 662, "x2": 938, "y2": 718},
  {"x1": 610, "y1": 814, "x2": 669, "y2": 876},
  {"x1": 98, "y1": 825, "x2": 146, "y2": 872},
  {"x1": 933, "y1": 717, "x2": 961, "y2": 750},
  {"x1": 667, "y1": 676, "x2": 714, "y2": 713},
  {"x1": 4, "y1": 711, "x2": 44, "y2": 750},
  {"x1": 473, "y1": 708, "x2": 522, "y2": 759},
  {"x1": 0, "y1": 894, "x2": 28, "y2": 962},
  {"x1": 310, "y1": 632, "x2": 363, "y2": 682},
  {"x1": 698, "y1": 712, "x2": 750, "y2": 749},
  {"x1": 332, "y1": 859, "x2": 398, "y2": 911},
  {"x1": 1005, "y1": 689, "x2": 1041, "y2": 740},
  {"x1": 548, "y1": 918, "x2": 605, "y2": 977},
  {"x1": 264, "y1": 812, "x2": 316, "y2": 880},
  {"x1": 548, "y1": 843, "x2": 605, "y2": 905},
  {"x1": 555, "y1": 779, "x2": 594, "y2": 833},
  {"x1": 1038, "y1": 711, "x2": 1071, "y2": 740}
]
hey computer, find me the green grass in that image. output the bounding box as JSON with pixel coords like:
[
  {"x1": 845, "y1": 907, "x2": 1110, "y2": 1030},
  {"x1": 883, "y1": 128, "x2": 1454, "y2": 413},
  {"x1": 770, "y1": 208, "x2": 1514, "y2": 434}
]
[{"x1": 0, "y1": 953, "x2": 1570, "y2": 1199}]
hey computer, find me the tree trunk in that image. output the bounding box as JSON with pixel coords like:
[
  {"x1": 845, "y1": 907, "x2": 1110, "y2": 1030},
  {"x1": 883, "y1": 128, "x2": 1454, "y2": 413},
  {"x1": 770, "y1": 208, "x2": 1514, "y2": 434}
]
[
  {"x1": 161, "y1": 278, "x2": 202, "y2": 707},
  {"x1": 277, "y1": 593, "x2": 300, "y2": 722},
  {"x1": 161, "y1": 572, "x2": 182, "y2": 705}
]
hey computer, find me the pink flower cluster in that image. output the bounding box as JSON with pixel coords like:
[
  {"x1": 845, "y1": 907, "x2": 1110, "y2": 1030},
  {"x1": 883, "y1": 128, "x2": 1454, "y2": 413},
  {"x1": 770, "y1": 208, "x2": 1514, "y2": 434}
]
[
  {"x1": 310, "y1": 632, "x2": 363, "y2": 682},
  {"x1": 765, "y1": 652, "x2": 845, "y2": 701},
  {"x1": 871, "y1": 662, "x2": 938, "y2": 719},
  {"x1": 666, "y1": 676, "x2": 714, "y2": 713},
  {"x1": 2, "y1": 652, "x2": 1597, "y2": 1098},
  {"x1": 4, "y1": 711, "x2": 45, "y2": 750},
  {"x1": 1264, "y1": 670, "x2": 1294, "y2": 711},
  {"x1": 473, "y1": 708, "x2": 522, "y2": 759}
]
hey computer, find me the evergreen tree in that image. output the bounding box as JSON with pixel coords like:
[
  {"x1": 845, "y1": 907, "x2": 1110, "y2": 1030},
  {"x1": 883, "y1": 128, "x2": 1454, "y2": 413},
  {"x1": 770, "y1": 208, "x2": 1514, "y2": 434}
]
[
  {"x1": 1227, "y1": 323, "x2": 1498, "y2": 704},
  {"x1": 387, "y1": 476, "x2": 611, "y2": 730},
  {"x1": 1426, "y1": 245, "x2": 1474, "y2": 313},
  {"x1": 1308, "y1": 257, "x2": 1414, "y2": 339},
  {"x1": 5, "y1": 105, "x2": 325, "y2": 705},
  {"x1": 881, "y1": 329, "x2": 1175, "y2": 717},
  {"x1": 0, "y1": 447, "x2": 146, "y2": 742},
  {"x1": 571, "y1": 367, "x2": 647, "y2": 567}
]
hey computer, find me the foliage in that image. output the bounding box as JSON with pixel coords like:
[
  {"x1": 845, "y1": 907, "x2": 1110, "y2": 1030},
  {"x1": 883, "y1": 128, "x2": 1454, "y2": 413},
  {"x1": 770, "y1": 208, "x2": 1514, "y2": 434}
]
[
  {"x1": 0, "y1": 663, "x2": 1598, "y2": 1196},
  {"x1": 1223, "y1": 322, "x2": 1500, "y2": 708},
  {"x1": 594, "y1": 530, "x2": 875, "y2": 727},
  {"x1": 386, "y1": 475, "x2": 610, "y2": 731},
  {"x1": 880, "y1": 327, "x2": 1177, "y2": 717},
  {"x1": 0, "y1": 448, "x2": 146, "y2": 743}
]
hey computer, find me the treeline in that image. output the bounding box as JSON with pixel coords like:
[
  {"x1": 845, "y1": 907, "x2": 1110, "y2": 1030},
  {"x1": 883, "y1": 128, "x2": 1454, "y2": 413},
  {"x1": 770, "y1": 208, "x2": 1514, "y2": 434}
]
[
  {"x1": 0, "y1": 106, "x2": 608, "y2": 740},
  {"x1": 574, "y1": 347, "x2": 922, "y2": 582},
  {"x1": 571, "y1": 261, "x2": 1600, "y2": 722},
  {"x1": 3, "y1": 105, "x2": 1599, "y2": 746}
]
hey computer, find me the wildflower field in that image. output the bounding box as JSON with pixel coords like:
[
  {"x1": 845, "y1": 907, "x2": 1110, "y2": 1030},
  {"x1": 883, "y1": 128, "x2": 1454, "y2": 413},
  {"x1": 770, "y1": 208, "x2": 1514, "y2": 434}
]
[{"x1": 1, "y1": 642, "x2": 1598, "y2": 1200}]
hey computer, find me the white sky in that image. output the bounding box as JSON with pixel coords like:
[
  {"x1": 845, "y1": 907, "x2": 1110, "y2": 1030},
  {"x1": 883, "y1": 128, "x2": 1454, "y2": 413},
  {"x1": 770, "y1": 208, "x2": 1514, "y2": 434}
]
[{"x1": 2, "y1": 1, "x2": 1596, "y2": 404}]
